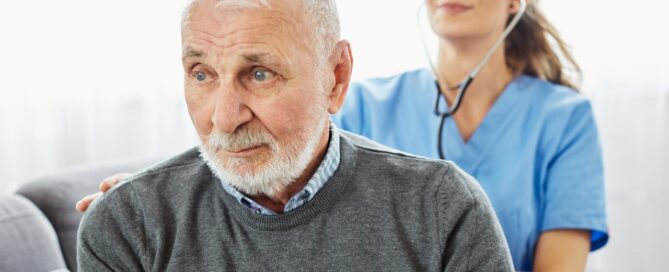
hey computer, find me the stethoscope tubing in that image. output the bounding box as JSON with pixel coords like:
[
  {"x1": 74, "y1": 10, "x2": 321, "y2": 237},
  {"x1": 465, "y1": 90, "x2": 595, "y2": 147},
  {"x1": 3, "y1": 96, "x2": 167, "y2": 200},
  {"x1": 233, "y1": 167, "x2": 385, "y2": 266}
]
[{"x1": 422, "y1": 0, "x2": 528, "y2": 159}]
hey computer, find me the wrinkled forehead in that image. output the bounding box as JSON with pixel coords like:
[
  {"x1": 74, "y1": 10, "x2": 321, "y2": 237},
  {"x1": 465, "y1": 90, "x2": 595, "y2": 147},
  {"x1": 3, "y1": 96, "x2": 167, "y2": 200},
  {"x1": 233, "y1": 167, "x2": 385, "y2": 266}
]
[
  {"x1": 181, "y1": 0, "x2": 310, "y2": 61},
  {"x1": 182, "y1": 0, "x2": 304, "y2": 36},
  {"x1": 180, "y1": 0, "x2": 318, "y2": 73}
]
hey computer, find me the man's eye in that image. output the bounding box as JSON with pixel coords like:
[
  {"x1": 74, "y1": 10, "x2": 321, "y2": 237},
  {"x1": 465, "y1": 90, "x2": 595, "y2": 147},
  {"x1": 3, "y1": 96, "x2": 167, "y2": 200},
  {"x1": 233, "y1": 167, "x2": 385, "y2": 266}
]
[
  {"x1": 252, "y1": 69, "x2": 274, "y2": 82},
  {"x1": 194, "y1": 71, "x2": 207, "y2": 82}
]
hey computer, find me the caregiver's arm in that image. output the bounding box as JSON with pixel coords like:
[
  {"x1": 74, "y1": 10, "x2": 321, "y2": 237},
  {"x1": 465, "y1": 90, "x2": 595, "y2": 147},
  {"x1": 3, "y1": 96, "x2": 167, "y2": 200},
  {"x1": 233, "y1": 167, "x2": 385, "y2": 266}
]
[{"x1": 533, "y1": 230, "x2": 590, "y2": 272}]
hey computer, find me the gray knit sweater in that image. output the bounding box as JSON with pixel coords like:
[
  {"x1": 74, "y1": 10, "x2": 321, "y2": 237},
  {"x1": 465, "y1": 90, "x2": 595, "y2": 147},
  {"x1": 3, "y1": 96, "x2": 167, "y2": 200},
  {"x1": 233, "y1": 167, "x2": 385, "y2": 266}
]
[{"x1": 77, "y1": 132, "x2": 513, "y2": 272}]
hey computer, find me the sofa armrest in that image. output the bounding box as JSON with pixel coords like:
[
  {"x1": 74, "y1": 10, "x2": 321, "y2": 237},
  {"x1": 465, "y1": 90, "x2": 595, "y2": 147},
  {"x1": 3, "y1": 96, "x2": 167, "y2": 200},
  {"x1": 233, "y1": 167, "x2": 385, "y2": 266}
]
[
  {"x1": 16, "y1": 158, "x2": 160, "y2": 271},
  {"x1": 0, "y1": 194, "x2": 67, "y2": 271}
]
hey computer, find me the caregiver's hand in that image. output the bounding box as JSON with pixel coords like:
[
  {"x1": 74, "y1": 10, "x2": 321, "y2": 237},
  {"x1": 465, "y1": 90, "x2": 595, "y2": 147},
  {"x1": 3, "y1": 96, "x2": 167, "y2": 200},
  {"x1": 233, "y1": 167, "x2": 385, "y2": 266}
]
[{"x1": 75, "y1": 173, "x2": 131, "y2": 212}]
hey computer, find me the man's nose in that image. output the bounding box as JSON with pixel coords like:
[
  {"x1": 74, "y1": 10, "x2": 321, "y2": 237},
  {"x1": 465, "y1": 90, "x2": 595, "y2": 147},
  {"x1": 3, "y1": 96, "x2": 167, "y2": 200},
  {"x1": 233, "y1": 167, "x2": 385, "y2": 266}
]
[{"x1": 211, "y1": 81, "x2": 253, "y2": 134}]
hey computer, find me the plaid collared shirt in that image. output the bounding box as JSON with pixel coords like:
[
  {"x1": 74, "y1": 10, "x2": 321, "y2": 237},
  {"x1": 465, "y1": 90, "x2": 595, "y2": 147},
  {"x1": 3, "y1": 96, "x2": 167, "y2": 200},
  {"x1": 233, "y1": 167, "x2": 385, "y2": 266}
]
[{"x1": 221, "y1": 123, "x2": 341, "y2": 215}]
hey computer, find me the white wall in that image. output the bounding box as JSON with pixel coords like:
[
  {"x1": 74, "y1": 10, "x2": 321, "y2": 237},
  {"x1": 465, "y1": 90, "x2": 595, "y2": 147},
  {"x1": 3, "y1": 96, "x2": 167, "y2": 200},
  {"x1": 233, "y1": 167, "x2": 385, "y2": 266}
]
[
  {"x1": 0, "y1": 0, "x2": 197, "y2": 192},
  {"x1": 1, "y1": 0, "x2": 667, "y2": 270},
  {"x1": 540, "y1": 1, "x2": 669, "y2": 270}
]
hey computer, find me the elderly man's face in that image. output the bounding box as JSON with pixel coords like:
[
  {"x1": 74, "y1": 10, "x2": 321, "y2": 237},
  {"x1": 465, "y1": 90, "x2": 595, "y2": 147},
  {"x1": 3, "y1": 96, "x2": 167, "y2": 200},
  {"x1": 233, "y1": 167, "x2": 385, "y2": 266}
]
[{"x1": 181, "y1": 0, "x2": 336, "y2": 196}]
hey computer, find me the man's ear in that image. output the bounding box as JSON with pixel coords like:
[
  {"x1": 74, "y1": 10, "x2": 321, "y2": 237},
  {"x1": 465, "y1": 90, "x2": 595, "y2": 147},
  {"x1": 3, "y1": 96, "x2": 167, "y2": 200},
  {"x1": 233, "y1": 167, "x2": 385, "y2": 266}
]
[{"x1": 326, "y1": 40, "x2": 353, "y2": 114}]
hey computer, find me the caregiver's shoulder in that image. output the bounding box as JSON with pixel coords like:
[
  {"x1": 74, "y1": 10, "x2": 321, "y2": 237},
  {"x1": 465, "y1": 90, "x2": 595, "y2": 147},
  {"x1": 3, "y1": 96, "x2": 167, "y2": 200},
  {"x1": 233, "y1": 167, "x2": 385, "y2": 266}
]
[
  {"x1": 347, "y1": 68, "x2": 435, "y2": 99},
  {"x1": 520, "y1": 74, "x2": 594, "y2": 115}
]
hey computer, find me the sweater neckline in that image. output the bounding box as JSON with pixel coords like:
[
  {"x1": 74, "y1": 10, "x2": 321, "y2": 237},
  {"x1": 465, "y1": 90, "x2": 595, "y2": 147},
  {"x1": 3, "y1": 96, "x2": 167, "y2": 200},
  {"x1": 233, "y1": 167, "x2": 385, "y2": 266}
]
[{"x1": 214, "y1": 134, "x2": 356, "y2": 231}]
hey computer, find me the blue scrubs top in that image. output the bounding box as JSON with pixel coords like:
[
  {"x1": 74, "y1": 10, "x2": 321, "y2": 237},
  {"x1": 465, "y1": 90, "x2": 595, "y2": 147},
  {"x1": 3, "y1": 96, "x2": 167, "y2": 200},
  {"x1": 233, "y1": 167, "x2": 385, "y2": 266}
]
[{"x1": 332, "y1": 68, "x2": 609, "y2": 270}]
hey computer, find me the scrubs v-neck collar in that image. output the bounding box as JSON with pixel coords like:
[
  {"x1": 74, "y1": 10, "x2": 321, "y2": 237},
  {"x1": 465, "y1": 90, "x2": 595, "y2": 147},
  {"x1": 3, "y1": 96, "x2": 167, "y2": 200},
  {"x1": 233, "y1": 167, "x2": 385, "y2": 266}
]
[{"x1": 434, "y1": 75, "x2": 530, "y2": 174}]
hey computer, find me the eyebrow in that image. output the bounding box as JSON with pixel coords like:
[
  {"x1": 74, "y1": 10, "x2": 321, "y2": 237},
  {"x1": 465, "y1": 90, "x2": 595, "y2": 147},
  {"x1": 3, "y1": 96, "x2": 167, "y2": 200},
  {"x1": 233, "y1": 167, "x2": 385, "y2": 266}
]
[
  {"x1": 182, "y1": 48, "x2": 205, "y2": 60},
  {"x1": 243, "y1": 53, "x2": 275, "y2": 65},
  {"x1": 181, "y1": 49, "x2": 284, "y2": 70},
  {"x1": 242, "y1": 53, "x2": 285, "y2": 71}
]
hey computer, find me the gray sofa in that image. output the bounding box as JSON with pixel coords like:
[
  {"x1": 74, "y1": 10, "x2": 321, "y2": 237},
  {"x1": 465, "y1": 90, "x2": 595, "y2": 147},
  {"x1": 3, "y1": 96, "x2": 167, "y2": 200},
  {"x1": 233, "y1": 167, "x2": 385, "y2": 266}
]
[{"x1": 1, "y1": 159, "x2": 158, "y2": 272}]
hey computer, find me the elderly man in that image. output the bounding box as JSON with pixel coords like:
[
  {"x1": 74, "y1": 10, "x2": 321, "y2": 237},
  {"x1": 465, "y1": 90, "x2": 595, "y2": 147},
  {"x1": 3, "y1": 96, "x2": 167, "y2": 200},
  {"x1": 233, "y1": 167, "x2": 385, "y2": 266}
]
[{"x1": 77, "y1": 0, "x2": 513, "y2": 271}]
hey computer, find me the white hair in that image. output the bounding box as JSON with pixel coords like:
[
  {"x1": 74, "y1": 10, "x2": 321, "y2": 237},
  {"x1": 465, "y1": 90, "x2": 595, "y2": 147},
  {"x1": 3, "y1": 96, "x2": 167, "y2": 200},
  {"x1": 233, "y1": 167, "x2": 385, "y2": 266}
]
[{"x1": 184, "y1": 0, "x2": 340, "y2": 66}]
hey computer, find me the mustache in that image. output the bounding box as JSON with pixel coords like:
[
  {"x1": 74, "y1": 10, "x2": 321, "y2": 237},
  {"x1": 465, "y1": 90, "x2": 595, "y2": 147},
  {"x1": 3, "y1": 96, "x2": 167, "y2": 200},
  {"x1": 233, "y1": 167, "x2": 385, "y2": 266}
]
[{"x1": 205, "y1": 127, "x2": 276, "y2": 152}]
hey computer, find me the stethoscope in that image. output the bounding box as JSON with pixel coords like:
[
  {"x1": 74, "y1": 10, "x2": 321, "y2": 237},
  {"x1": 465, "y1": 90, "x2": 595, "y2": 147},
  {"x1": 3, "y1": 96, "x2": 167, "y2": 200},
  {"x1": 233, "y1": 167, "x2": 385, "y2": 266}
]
[{"x1": 417, "y1": 0, "x2": 528, "y2": 159}]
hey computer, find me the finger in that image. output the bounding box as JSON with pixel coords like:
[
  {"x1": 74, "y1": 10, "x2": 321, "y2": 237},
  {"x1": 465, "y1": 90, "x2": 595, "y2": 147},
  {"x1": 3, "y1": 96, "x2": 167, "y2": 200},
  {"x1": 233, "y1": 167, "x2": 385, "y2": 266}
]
[
  {"x1": 100, "y1": 173, "x2": 131, "y2": 192},
  {"x1": 75, "y1": 192, "x2": 103, "y2": 212}
]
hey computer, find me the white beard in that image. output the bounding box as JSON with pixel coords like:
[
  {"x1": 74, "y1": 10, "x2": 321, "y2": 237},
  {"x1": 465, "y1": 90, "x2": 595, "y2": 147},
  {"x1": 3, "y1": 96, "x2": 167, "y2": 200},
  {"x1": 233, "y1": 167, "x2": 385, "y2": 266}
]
[{"x1": 199, "y1": 118, "x2": 327, "y2": 198}]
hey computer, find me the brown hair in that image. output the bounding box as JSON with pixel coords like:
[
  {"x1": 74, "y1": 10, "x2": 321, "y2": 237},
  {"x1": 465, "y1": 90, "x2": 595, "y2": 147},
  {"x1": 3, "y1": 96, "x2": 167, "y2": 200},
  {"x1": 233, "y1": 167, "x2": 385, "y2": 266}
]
[{"x1": 505, "y1": 0, "x2": 581, "y2": 90}]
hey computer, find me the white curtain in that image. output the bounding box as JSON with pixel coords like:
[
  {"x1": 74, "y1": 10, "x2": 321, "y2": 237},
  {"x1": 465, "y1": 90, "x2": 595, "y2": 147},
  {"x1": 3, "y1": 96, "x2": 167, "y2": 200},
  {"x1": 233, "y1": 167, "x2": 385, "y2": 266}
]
[
  {"x1": 1, "y1": 0, "x2": 667, "y2": 270},
  {"x1": 0, "y1": 95, "x2": 198, "y2": 192}
]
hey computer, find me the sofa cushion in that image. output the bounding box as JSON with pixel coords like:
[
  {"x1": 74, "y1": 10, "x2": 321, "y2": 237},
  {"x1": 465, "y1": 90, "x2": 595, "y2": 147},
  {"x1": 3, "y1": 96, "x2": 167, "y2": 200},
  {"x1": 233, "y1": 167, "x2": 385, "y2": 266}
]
[
  {"x1": 16, "y1": 159, "x2": 159, "y2": 271},
  {"x1": 0, "y1": 194, "x2": 67, "y2": 271}
]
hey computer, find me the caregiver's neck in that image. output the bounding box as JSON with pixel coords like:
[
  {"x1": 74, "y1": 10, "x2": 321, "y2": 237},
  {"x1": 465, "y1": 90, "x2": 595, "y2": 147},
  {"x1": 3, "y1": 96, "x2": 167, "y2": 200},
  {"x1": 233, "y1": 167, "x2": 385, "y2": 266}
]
[
  {"x1": 435, "y1": 34, "x2": 514, "y2": 105},
  {"x1": 434, "y1": 34, "x2": 515, "y2": 142}
]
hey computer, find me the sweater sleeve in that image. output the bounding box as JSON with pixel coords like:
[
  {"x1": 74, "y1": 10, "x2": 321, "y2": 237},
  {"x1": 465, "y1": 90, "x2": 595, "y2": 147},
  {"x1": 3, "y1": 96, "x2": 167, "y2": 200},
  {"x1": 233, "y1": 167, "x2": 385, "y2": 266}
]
[
  {"x1": 438, "y1": 164, "x2": 514, "y2": 272},
  {"x1": 77, "y1": 183, "x2": 148, "y2": 271}
]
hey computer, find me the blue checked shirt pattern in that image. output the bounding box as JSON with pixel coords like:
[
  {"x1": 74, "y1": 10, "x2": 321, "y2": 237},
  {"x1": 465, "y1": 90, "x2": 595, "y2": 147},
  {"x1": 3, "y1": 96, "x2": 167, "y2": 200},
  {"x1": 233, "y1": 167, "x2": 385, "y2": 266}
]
[{"x1": 221, "y1": 123, "x2": 341, "y2": 215}]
